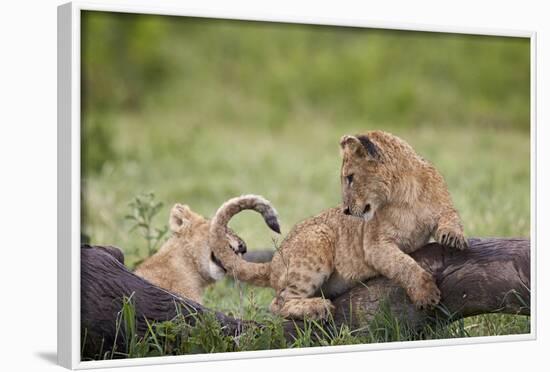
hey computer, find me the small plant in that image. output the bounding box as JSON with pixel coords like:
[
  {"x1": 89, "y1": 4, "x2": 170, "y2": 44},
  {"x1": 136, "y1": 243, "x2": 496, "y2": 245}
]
[{"x1": 125, "y1": 192, "x2": 168, "y2": 257}]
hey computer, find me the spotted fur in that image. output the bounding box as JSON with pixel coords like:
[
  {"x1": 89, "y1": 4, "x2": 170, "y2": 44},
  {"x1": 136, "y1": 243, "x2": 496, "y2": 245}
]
[{"x1": 211, "y1": 131, "x2": 467, "y2": 319}]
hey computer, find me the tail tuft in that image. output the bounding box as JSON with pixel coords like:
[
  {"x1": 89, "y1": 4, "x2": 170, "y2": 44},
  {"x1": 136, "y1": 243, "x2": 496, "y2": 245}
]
[{"x1": 266, "y1": 215, "x2": 281, "y2": 234}]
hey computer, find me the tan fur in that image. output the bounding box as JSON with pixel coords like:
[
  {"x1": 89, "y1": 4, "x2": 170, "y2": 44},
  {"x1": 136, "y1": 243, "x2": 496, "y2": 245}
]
[
  {"x1": 209, "y1": 195, "x2": 280, "y2": 287},
  {"x1": 134, "y1": 203, "x2": 247, "y2": 304},
  {"x1": 210, "y1": 131, "x2": 467, "y2": 320}
]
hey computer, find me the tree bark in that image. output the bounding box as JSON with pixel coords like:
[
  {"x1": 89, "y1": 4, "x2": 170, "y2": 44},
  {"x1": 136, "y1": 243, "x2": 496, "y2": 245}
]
[
  {"x1": 80, "y1": 238, "x2": 529, "y2": 358},
  {"x1": 331, "y1": 238, "x2": 530, "y2": 332}
]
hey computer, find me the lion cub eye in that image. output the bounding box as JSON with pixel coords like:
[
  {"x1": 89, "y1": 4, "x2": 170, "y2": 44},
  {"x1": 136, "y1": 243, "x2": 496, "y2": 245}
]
[{"x1": 346, "y1": 174, "x2": 354, "y2": 185}]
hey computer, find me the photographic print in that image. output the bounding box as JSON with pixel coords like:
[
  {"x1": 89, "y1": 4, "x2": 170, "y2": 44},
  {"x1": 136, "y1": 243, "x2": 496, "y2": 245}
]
[{"x1": 73, "y1": 7, "x2": 531, "y2": 365}]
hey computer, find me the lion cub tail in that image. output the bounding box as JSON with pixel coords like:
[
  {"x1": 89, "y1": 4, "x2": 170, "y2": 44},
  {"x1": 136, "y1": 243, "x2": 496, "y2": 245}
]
[{"x1": 209, "y1": 194, "x2": 280, "y2": 287}]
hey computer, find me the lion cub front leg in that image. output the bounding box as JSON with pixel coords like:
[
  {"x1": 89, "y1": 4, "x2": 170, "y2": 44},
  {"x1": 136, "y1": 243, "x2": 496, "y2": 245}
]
[
  {"x1": 434, "y1": 209, "x2": 468, "y2": 250},
  {"x1": 367, "y1": 242, "x2": 440, "y2": 309}
]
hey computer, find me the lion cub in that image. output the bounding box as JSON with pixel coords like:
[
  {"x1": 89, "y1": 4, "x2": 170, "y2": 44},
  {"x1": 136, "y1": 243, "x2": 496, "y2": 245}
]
[
  {"x1": 135, "y1": 197, "x2": 279, "y2": 304},
  {"x1": 210, "y1": 131, "x2": 467, "y2": 319}
]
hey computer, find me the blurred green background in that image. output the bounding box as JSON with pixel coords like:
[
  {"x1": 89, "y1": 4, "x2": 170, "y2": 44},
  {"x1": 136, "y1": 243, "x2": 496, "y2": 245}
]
[{"x1": 81, "y1": 10, "x2": 530, "y2": 329}]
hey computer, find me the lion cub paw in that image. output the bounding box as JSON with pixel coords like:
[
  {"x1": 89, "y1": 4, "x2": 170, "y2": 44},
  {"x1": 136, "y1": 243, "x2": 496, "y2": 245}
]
[
  {"x1": 306, "y1": 300, "x2": 335, "y2": 320},
  {"x1": 272, "y1": 297, "x2": 335, "y2": 320},
  {"x1": 407, "y1": 272, "x2": 441, "y2": 309},
  {"x1": 294, "y1": 298, "x2": 335, "y2": 320},
  {"x1": 434, "y1": 226, "x2": 469, "y2": 250}
]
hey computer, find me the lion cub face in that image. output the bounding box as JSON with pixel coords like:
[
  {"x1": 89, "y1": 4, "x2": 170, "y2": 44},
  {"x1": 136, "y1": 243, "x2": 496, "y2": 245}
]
[
  {"x1": 340, "y1": 135, "x2": 389, "y2": 221},
  {"x1": 168, "y1": 204, "x2": 246, "y2": 281}
]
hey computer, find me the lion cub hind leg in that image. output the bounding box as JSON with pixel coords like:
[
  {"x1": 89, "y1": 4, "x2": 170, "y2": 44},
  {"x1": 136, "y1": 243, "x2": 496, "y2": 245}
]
[
  {"x1": 434, "y1": 210, "x2": 468, "y2": 250},
  {"x1": 269, "y1": 225, "x2": 335, "y2": 320},
  {"x1": 270, "y1": 261, "x2": 334, "y2": 320}
]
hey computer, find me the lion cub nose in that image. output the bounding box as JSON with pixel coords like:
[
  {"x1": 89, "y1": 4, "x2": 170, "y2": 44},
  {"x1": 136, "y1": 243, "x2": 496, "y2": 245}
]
[
  {"x1": 236, "y1": 242, "x2": 247, "y2": 254},
  {"x1": 343, "y1": 207, "x2": 351, "y2": 215}
]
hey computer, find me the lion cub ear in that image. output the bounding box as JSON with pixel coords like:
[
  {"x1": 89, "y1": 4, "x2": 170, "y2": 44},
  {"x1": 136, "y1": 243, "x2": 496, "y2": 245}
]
[
  {"x1": 340, "y1": 134, "x2": 380, "y2": 160},
  {"x1": 169, "y1": 203, "x2": 196, "y2": 233},
  {"x1": 340, "y1": 135, "x2": 366, "y2": 158}
]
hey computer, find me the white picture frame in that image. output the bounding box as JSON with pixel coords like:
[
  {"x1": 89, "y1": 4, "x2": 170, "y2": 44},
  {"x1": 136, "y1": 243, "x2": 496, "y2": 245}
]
[{"x1": 57, "y1": 1, "x2": 537, "y2": 369}]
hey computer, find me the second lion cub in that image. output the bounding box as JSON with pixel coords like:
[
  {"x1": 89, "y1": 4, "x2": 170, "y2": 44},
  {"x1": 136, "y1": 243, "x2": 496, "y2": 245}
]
[
  {"x1": 210, "y1": 131, "x2": 467, "y2": 319},
  {"x1": 135, "y1": 196, "x2": 279, "y2": 304}
]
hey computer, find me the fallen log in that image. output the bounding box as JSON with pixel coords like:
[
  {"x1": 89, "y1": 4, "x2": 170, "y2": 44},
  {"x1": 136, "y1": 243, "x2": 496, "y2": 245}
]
[
  {"x1": 80, "y1": 245, "x2": 247, "y2": 359},
  {"x1": 331, "y1": 238, "x2": 530, "y2": 332},
  {"x1": 81, "y1": 238, "x2": 530, "y2": 358},
  {"x1": 243, "y1": 250, "x2": 275, "y2": 263}
]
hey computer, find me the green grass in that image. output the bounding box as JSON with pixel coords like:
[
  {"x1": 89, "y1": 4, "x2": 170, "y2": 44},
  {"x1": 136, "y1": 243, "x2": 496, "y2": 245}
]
[
  {"x1": 81, "y1": 287, "x2": 529, "y2": 360},
  {"x1": 80, "y1": 11, "x2": 531, "y2": 359}
]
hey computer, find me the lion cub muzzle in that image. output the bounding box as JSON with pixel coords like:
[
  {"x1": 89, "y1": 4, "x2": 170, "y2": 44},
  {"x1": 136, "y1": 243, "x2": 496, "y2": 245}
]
[{"x1": 342, "y1": 202, "x2": 374, "y2": 221}]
